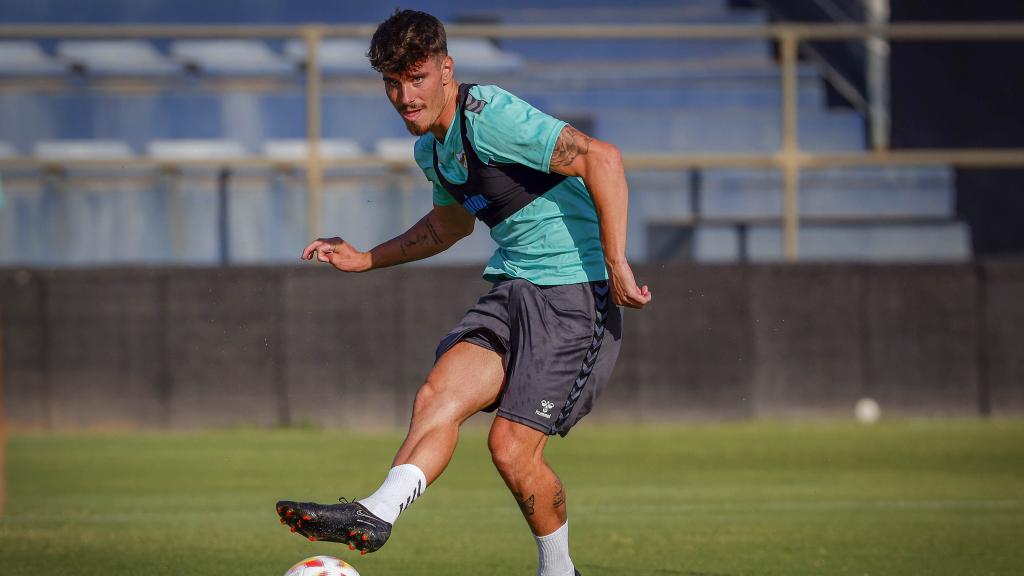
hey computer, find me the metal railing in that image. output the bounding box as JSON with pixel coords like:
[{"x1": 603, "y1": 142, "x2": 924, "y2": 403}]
[{"x1": 2, "y1": 22, "x2": 1024, "y2": 260}]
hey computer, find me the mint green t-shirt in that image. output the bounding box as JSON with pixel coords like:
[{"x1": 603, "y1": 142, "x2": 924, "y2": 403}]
[{"x1": 413, "y1": 84, "x2": 608, "y2": 286}]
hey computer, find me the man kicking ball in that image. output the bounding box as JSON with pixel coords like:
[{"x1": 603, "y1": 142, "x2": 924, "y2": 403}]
[{"x1": 276, "y1": 10, "x2": 651, "y2": 576}]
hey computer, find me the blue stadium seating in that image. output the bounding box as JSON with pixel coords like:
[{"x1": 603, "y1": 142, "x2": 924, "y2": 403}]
[
  {"x1": 0, "y1": 0, "x2": 971, "y2": 265},
  {"x1": 169, "y1": 40, "x2": 295, "y2": 76},
  {"x1": 56, "y1": 41, "x2": 180, "y2": 76},
  {"x1": 747, "y1": 223, "x2": 971, "y2": 262},
  {"x1": 0, "y1": 0, "x2": 734, "y2": 24},
  {"x1": 0, "y1": 41, "x2": 66, "y2": 75},
  {"x1": 701, "y1": 167, "x2": 954, "y2": 218}
]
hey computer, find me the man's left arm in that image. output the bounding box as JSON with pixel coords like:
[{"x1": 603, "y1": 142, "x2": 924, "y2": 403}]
[{"x1": 549, "y1": 125, "x2": 652, "y2": 309}]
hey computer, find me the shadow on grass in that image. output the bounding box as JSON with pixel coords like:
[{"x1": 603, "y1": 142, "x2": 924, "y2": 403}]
[{"x1": 579, "y1": 564, "x2": 733, "y2": 576}]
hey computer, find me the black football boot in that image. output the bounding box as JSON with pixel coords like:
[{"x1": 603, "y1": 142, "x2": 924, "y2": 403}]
[{"x1": 276, "y1": 498, "x2": 392, "y2": 554}]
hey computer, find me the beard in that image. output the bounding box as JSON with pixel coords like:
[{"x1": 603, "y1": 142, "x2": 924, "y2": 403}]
[
  {"x1": 404, "y1": 119, "x2": 429, "y2": 136},
  {"x1": 399, "y1": 98, "x2": 441, "y2": 136}
]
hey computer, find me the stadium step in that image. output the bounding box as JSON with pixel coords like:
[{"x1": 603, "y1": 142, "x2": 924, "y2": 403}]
[
  {"x1": 699, "y1": 166, "x2": 956, "y2": 219},
  {"x1": 646, "y1": 221, "x2": 972, "y2": 263},
  {"x1": 596, "y1": 108, "x2": 866, "y2": 154}
]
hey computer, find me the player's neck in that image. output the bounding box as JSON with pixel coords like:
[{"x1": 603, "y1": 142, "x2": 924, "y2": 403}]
[{"x1": 429, "y1": 79, "x2": 460, "y2": 142}]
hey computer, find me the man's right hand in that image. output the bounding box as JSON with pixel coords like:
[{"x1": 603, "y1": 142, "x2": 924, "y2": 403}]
[{"x1": 301, "y1": 237, "x2": 372, "y2": 273}]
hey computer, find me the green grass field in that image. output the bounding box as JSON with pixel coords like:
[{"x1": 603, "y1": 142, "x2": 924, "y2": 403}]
[{"x1": 2, "y1": 420, "x2": 1023, "y2": 575}]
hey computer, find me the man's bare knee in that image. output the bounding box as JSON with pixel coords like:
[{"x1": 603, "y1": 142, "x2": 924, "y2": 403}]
[
  {"x1": 411, "y1": 377, "x2": 459, "y2": 428},
  {"x1": 489, "y1": 418, "x2": 546, "y2": 478},
  {"x1": 412, "y1": 348, "x2": 502, "y2": 427},
  {"x1": 488, "y1": 432, "x2": 516, "y2": 476},
  {"x1": 412, "y1": 378, "x2": 441, "y2": 413}
]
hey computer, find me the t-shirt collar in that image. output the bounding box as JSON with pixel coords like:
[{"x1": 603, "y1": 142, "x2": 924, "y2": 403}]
[{"x1": 437, "y1": 102, "x2": 461, "y2": 148}]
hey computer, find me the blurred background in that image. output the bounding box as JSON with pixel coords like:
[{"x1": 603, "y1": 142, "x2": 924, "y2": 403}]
[
  {"x1": 2, "y1": 3, "x2": 1024, "y2": 576},
  {"x1": 0, "y1": 0, "x2": 1023, "y2": 431}
]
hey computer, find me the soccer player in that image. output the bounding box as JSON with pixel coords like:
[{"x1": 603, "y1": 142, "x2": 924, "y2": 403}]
[{"x1": 277, "y1": 10, "x2": 651, "y2": 576}]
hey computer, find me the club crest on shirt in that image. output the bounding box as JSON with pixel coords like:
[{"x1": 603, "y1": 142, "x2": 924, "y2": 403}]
[{"x1": 456, "y1": 150, "x2": 466, "y2": 167}]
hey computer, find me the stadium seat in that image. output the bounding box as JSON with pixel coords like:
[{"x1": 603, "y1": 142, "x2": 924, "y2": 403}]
[
  {"x1": 56, "y1": 41, "x2": 180, "y2": 76},
  {"x1": 147, "y1": 139, "x2": 248, "y2": 160},
  {"x1": 597, "y1": 109, "x2": 865, "y2": 154},
  {"x1": 701, "y1": 166, "x2": 955, "y2": 219},
  {"x1": 262, "y1": 139, "x2": 363, "y2": 160},
  {"x1": 374, "y1": 138, "x2": 419, "y2": 161},
  {"x1": 643, "y1": 221, "x2": 742, "y2": 262},
  {"x1": 499, "y1": 9, "x2": 769, "y2": 63},
  {"x1": 489, "y1": 1, "x2": 738, "y2": 24},
  {"x1": 169, "y1": 40, "x2": 295, "y2": 76},
  {"x1": 34, "y1": 139, "x2": 135, "y2": 160},
  {"x1": 695, "y1": 226, "x2": 741, "y2": 261},
  {"x1": 0, "y1": 141, "x2": 18, "y2": 158},
  {"x1": 508, "y1": 63, "x2": 823, "y2": 109},
  {"x1": 0, "y1": 0, "x2": 976, "y2": 265},
  {"x1": 283, "y1": 39, "x2": 373, "y2": 75},
  {"x1": 283, "y1": 37, "x2": 525, "y2": 75},
  {"x1": 447, "y1": 38, "x2": 524, "y2": 74},
  {"x1": 748, "y1": 223, "x2": 972, "y2": 262},
  {"x1": 0, "y1": 41, "x2": 66, "y2": 76}
]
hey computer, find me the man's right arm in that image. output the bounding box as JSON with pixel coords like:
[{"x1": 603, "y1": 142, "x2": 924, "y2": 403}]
[{"x1": 302, "y1": 202, "x2": 474, "y2": 272}]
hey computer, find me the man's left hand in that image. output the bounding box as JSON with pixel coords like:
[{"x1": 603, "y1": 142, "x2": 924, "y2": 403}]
[{"x1": 608, "y1": 260, "x2": 651, "y2": 309}]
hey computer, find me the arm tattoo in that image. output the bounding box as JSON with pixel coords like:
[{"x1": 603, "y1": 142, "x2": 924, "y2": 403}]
[
  {"x1": 514, "y1": 491, "x2": 536, "y2": 516},
  {"x1": 400, "y1": 233, "x2": 429, "y2": 256},
  {"x1": 550, "y1": 125, "x2": 592, "y2": 167},
  {"x1": 424, "y1": 219, "x2": 443, "y2": 245},
  {"x1": 399, "y1": 219, "x2": 444, "y2": 257},
  {"x1": 553, "y1": 479, "x2": 566, "y2": 509}
]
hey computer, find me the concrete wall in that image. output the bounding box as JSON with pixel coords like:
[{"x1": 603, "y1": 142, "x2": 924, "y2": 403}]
[{"x1": 1, "y1": 261, "x2": 1021, "y2": 430}]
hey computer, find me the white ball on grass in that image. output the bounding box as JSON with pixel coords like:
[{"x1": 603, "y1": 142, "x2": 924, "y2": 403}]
[{"x1": 854, "y1": 397, "x2": 881, "y2": 424}]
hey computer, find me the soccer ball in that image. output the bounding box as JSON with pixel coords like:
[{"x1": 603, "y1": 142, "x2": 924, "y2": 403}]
[
  {"x1": 283, "y1": 556, "x2": 361, "y2": 576},
  {"x1": 854, "y1": 397, "x2": 881, "y2": 424}
]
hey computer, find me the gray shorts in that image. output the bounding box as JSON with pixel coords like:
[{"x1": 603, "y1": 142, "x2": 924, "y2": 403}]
[{"x1": 436, "y1": 278, "x2": 623, "y2": 436}]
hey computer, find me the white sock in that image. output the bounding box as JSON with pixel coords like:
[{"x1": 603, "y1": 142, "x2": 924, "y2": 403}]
[
  {"x1": 536, "y1": 521, "x2": 575, "y2": 576},
  {"x1": 357, "y1": 463, "x2": 427, "y2": 525}
]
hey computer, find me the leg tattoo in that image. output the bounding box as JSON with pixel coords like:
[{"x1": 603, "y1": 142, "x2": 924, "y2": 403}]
[
  {"x1": 552, "y1": 478, "x2": 566, "y2": 510},
  {"x1": 514, "y1": 490, "x2": 536, "y2": 516}
]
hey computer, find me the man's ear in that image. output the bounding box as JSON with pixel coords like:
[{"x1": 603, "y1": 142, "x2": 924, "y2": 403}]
[{"x1": 442, "y1": 55, "x2": 453, "y2": 84}]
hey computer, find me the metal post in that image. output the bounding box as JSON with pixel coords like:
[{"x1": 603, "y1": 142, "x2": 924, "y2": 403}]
[
  {"x1": 162, "y1": 169, "x2": 186, "y2": 261},
  {"x1": 217, "y1": 167, "x2": 231, "y2": 266},
  {"x1": 865, "y1": 0, "x2": 891, "y2": 150},
  {"x1": 304, "y1": 27, "x2": 324, "y2": 240},
  {"x1": 688, "y1": 168, "x2": 702, "y2": 221},
  {"x1": 780, "y1": 32, "x2": 800, "y2": 262}
]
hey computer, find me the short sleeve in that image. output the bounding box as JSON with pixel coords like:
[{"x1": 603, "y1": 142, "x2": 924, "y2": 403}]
[
  {"x1": 431, "y1": 181, "x2": 457, "y2": 206},
  {"x1": 413, "y1": 135, "x2": 457, "y2": 206},
  {"x1": 465, "y1": 86, "x2": 567, "y2": 174}
]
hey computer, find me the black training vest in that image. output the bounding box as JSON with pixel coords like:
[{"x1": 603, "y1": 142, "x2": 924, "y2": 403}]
[{"x1": 432, "y1": 83, "x2": 567, "y2": 229}]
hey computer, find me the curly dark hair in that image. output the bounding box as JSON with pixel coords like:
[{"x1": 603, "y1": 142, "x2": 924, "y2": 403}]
[{"x1": 367, "y1": 9, "x2": 448, "y2": 75}]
